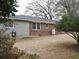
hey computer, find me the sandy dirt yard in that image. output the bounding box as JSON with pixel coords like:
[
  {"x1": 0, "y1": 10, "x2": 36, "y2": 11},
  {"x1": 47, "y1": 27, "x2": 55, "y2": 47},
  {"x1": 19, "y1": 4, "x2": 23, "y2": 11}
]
[{"x1": 14, "y1": 34, "x2": 79, "y2": 59}]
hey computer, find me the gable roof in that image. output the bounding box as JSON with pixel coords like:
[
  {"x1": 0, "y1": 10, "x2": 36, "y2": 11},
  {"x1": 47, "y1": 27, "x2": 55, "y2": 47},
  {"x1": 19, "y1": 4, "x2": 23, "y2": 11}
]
[{"x1": 9, "y1": 15, "x2": 56, "y2": 24}]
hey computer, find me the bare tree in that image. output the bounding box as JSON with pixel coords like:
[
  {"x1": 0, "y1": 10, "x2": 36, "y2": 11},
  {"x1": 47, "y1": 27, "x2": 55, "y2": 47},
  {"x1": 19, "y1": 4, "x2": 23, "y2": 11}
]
[
  {"x1": 55, "y1": 0, "x2": 79, "y2": 17},
  {"x1": 25, "y1": 0, "x2": 58, "y2": 19}
]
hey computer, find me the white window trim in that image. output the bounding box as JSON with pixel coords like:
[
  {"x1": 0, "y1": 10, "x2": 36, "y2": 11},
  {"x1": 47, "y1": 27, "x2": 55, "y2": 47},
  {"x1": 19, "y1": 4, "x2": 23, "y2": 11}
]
[
  {"x1": 32, "y1": 23, "x2": 37, "y2": 30},
  {"x1": 32, "y1": 23, "x2": 41, "y2": 30}
]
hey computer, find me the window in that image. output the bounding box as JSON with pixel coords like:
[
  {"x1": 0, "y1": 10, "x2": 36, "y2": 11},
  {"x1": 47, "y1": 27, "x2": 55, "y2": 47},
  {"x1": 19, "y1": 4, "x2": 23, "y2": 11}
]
[
  {"x1": 32, "y1": 23, "x2": 36, "y2": 29},
  {"x1": 32, "y1": 23, "x2": 41, "y2": 30},
  {"x1": 4, "y1": 23, "x2": 13, "y2": 27},
  {"x1": 4, "y1": 23, "x2": 14, "y2": 30},
  {"x1": 37, "y1": 23, "x2": 41, "y2": 29}
]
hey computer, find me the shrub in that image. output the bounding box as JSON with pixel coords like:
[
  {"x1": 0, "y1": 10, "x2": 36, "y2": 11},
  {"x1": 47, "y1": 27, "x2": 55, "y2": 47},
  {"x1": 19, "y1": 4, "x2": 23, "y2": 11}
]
[
  {"x1": 0, "y1": 29, "x2": 24, "y2": 59},
  {"x1": 0, "y1": 29, "x2": 39, "y2": 59},
  {"x1": 56, "y1": 16, "x2": 79, "y2": 46}
]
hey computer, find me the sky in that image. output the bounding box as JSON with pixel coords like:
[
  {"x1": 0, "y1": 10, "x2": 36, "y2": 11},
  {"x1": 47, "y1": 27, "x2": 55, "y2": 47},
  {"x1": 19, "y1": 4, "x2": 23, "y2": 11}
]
[{"x1": 16, "y1": 0, "x2": 33, "y2": 15}]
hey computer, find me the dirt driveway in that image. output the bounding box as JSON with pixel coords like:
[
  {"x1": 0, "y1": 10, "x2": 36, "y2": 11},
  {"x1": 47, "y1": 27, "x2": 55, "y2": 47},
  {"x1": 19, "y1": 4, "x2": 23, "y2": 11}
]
[{"x1": 14, "y1": 34, "x2": 79, "y2": 59}]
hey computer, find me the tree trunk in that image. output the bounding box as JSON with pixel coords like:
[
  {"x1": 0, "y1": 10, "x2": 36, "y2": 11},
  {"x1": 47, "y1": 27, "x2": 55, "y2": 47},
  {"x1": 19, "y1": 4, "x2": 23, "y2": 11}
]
[{"x1": 77, "y1": 39, "x2": 79, "y2": 46}]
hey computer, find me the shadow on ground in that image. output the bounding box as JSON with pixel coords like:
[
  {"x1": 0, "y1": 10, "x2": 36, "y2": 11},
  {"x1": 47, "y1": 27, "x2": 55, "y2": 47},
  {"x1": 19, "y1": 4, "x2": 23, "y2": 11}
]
[
  {"x1": 56, "y1": 42, "x2": 79, "y2": 52},
  {"x1": 52, "y1": 42, "x2": 79, "y2": 59}
]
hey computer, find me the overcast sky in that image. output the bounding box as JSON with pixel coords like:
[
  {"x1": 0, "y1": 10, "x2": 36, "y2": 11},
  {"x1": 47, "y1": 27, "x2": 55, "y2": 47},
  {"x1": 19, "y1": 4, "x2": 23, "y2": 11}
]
[{"x1": 16, "y1": 0, "x2": 33, "y2": 15}]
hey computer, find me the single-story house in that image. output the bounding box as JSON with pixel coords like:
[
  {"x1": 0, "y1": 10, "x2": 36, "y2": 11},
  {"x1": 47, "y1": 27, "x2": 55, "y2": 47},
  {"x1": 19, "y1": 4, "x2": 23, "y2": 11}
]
[{"x1": 9, "y1": 15, "x2": 56, "y2": 37}]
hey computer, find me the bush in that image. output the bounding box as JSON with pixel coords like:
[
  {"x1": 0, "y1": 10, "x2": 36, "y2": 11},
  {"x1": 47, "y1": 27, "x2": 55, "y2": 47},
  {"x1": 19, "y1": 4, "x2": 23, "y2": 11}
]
[
  {"x1": 56, "y1": 16, "x2": 79, "y2": 46},
  {"x1": 0, "y1": 29, "x2": 39, "y2": 59},
  {"x1": 0, "y1": 29, "x2": 25, "y2": 59},
  {"x1": 0, "y1": 29, "x2": 15, "y2": 56}
]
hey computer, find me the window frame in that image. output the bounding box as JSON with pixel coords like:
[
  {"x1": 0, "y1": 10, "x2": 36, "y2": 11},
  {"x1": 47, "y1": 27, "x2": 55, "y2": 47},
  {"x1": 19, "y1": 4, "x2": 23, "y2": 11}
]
[
  {"x1": 32, "y1": 23, "x2": 37, "y2": 30},
  {"x1": 37, "y1": 23, "x2": 41, "y2": 30},
  {"x1": 32, "y1": 23, "x2": 41, "y2": 30},
  {"x1": 4, "y1": 23, "x2": 14, "y2": 27}
]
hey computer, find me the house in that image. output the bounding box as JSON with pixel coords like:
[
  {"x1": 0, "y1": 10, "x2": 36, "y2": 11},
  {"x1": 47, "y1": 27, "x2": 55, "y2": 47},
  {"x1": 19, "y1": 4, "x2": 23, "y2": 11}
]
[{"x1": 9, "y1": 15, "x2": 56, "y2": 37}]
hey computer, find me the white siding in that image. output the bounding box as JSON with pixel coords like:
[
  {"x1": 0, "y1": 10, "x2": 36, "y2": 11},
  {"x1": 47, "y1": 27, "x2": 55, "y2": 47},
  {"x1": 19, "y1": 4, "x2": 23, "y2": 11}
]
[{"x1": 14, "y1": 21, "x2": 29, "y2": 37}]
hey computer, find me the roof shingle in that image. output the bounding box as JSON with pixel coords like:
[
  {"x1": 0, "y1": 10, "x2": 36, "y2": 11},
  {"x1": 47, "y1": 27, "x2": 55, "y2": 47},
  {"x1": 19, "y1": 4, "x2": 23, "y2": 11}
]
[{"x1": 9, "y1": 15, "x2": 56, "y2": 24}]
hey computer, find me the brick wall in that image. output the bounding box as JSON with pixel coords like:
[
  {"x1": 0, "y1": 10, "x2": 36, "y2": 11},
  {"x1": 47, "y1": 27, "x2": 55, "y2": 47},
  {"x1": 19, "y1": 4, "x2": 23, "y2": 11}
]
[{"x1": 29, "y1": 22, "x2": 54, "y2": 36}]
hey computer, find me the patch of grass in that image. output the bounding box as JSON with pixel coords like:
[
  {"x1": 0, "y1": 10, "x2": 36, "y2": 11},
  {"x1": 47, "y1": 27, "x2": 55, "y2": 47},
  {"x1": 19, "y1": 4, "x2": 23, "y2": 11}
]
[{"x1": 19, "y1": 53, "x2": 39, "y2": 59}]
